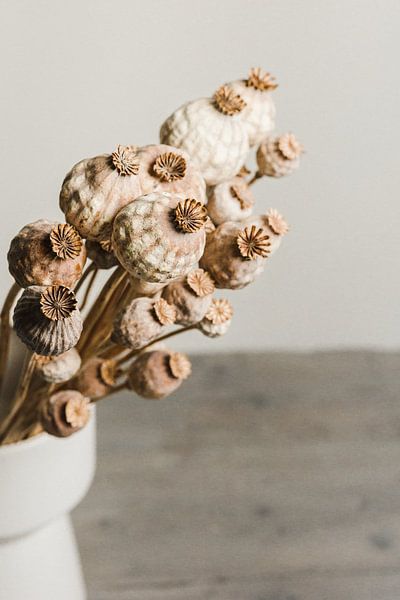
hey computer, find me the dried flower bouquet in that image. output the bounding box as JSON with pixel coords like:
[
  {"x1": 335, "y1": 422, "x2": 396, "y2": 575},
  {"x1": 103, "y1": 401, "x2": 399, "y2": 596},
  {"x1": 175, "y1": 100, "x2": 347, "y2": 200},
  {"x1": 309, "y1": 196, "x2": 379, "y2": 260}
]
[{"x1": 0, "y1": 68, "x2": 303, "y2": 445}]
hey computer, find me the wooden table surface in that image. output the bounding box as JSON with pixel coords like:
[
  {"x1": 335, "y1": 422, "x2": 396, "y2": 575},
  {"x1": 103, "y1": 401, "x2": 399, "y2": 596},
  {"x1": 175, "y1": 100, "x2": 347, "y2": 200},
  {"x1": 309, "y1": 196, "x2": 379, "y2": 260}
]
[{"x1": 73, "y1": 352, "x2": 400, "y2": 600}]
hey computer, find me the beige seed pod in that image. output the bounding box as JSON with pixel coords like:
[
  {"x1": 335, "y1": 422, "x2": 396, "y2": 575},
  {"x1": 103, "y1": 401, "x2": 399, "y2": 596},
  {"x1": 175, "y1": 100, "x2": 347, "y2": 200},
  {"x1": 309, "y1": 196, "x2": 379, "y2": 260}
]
[
  {"x1": 206, "y1": 176, "x2": 254, "y2": 225},
  {"x1": 40, "y1": 390, "x2": 90, "y2": 437},
  {"x1": 36, "y1": 347, "x2": 81, "y2": 383},
  {"x1": 127, "y1": 350, "x2": 188, "y2": 399},
  {"x1": 71, "y1": 357, "x2": 118, "y2": 399},
  {"x1": 112, "y1": 297, "x2": 165, "y2": 349},
  {"x1": 199, "y1": 221, "x2": 268, "y2": 290},
  {"x1": 162, "y1": 269, "x2": 214, "y2": 326},
  {"x1": 59, "y1": 145, "x2": 142, "y2": 241},
  {"x1": 160, "y1": 86, "x2": 250, "y2": 186},
  {"x1": 198, "y1": 298, "x2": 233, "y2": 338},
  {"x1": 137, "y1": 144, "x2": 206, "y2": 203},
  {"x1": 86, "y1": 239, "x2": 118, "y2": 270},
  {"x1": 228, "y1": 67, "x2": 278, "y2": 147},
  {"x1": 256, "y1": 133, "x2": 303, "y2": 178},
  {"x1": 13, "y1": 285, "x2": 83, "y2": 356},
  {"x1": 7, "y1": 220, "x2": 86, "y2": 288},
  {"x1": 241, "y1": 210, "x2": 288, "y2": 255},
  {"x1": 112, "y1": 192, "x2": 206, "y2": 283}
]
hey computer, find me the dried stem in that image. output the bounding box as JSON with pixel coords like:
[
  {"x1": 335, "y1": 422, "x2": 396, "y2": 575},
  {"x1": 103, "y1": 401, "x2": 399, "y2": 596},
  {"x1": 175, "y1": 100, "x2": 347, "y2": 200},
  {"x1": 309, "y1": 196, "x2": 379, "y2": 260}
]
[
  {"x1": 248, "y1": 170, "x2": 263, "y2": 186},
  {"x1": 0, "y1": 353, "x2": 37, "y2": 442},
  {"x1": 74, "y1": 261, "x2": 96, "y2": 295},
  {"x1": 0, "y1": 282, "x2": 20, "y2": 394},
  {"x1": 80, "y1": 266, "x2": 98, "y2": 310}
]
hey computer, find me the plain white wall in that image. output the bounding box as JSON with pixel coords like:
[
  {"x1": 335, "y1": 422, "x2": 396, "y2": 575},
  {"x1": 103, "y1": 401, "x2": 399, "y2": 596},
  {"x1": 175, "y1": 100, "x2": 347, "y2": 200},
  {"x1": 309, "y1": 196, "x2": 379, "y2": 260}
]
[{"x1": 0, "y1": 0, "x2": 399, "y2": 352}]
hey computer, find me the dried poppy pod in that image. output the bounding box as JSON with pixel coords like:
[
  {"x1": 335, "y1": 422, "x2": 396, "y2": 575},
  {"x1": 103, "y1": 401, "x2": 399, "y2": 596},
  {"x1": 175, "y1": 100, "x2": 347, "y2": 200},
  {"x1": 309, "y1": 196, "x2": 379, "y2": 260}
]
[
  {"x1": 128, "y1": 276, "x2": 166, "y2": 297},
  {"x1": 59, "y1": 145, "x2": 142, "y2": 241},
  {"x1": 127, "y1": 350, "x2": 190, "y2": 399},
  {"x1": 198, "y1": 298, "x2": 233, "y2": 338},
  {"x1": 86, "y1": 239, "x2": 118, "y2": 270},
  {"x1": 162, "y1": 268, "x2": 214, "y2": 326},
  {"x1": 206, "y1": 176, "x2": 255, "y2": 225},
  {"x1": 199, "y1": 221, "x2": 269, "y2": 290},
  {"x1": 136, "y1": 144, "x2": 206, "y2": 203},
  {"x1": 71, "y1": 357, "x2": 118, "y2": 399},
  {"x1": 7, "y1": 220, "x2": 86, "y2": 288},
  {"x1": 13, "y1": 285, "x2": 83, "y2": 356},
  {"x1": 112, "y1": 192, "x2": 207, "y2": 283},
  {"x1": 40, "y1": 390, "x2": 90, "y2": 437},
  {"x1": 244, "y1": 209, "x2": 289, "y2": 254},
  {"x1": 36, "y1": 347, "x2": 81, "y2": 383},
  {"x1": 256, "y1": 133, "x2": 303, "y2": 178},
  {"x1": 112, "y1": 296, "x2": 173, "y2": 349},
  {"x1": 160, "y1": 85, "x2": 250, "y2": 185},
  {"x1": 228, "y1": 67, "x2": 278, "y2": 147}
]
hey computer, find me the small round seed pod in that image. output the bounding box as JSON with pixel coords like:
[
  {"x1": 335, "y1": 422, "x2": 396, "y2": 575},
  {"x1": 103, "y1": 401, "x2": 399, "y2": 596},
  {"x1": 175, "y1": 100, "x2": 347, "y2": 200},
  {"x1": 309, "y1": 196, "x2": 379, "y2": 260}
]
[
  {"x1": 160, "y1": 86, "x2": 250, "y2": 186},
  {"x1": 36, "y1": 348, "x2": 81, "y2": 383},
  {"x1": 40, "y1": 390, "x2": 90, "y2": 437},
  {"x1": 7, "y1": 220, "x2": 86, "y2": 288},
  {"x1": 244, "y1": 209, "x2": 289, "y2": 254},
  {"x1": 112, "y1": 192, "x2": 207, "y2": 283},
  {"x1": 198, "y1": 298, "x2": 233, "y2": 338},
  {"x1": 13, "y1": 285, "x2": 83, "y2": 356},
  {"x1": 256, "y1": 133, "x2": 303, "y2": 178},
  {"x1": 86, "y1": 239, "x2": 118, "y2": 269},
  {"x1": 127, "y1": 350, "x2": 191, "y2": 399},
  {"x1": 206, "y1": 176, "x2": 254, "y2": 225},
  {"x1": 59, "y1": 145, "x2": 142, "y2": 241},
  {"x1": 137, "y1": 144, "x2": 206, "y2": 203},
  {"x1": 71, "y1": 357, "x2": 118, "y2": 399},
  {"x1": 199, "y1": 221, "x2": 270, "y2": 290},
  {"x1": 228, "y1": 67, "x2": 278, "y2": 147},
  {"x1": 162, "y1": 269, "x2": 214, "y2": 325},
  {"x1": 112, "y1": 296, "x2": 174, "y2": 349}
]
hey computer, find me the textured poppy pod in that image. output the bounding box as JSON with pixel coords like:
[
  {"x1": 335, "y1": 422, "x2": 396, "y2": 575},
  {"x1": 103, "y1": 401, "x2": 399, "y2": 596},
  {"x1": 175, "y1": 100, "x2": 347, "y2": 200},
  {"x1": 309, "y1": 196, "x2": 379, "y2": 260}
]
[
  {"x1": 40, "y1": 390, "x2": 90, "y2": 438},
  {"x1": 59, "y1": 145, "x2": 142, "y2": 241},
  {"x1": 206, "y1": 176, "x2": 254, "y2": 225},
  {"x1": 86, "y1": 239, "x2": 118, "y2": 270},
  {"x1": 13, "y1": 285, "x2": 83, "y2": 356},
  {"x1": 112, "y1": 296, "x2": 173, "y2": 349},
  {"x1": 71, "y1": 357, "x2": 118, "y2": 399},
  {"x1": 228, "y1": 67, "x2": 278, "y2": 147},
  {"x1": 7, "y1": 220, "x2": 86, "y2": 288},
  {"x1": 112, "y1": 192, "x2": 207, "y2": 283},
  {"x1": 256, "y1": 133, "x2": 303, "y2": 178},
  {"x1": 198, "y1": 298, "x2": 233, "y2": 338},
  {"x1": 160, "y1": 86, "x2": 250, "y2": 185},
  {"x1": 127, "y1": 350, "x2": 191, "y2": 399},
  {"x1": 243, "y1": 209, "x2": 289, "y2": 255},
  {"x1": 136, "y1": 144, "x2": 206, "y2": 203},
  {"x1": 36, "y1": 347, "x2": 81, "y2": 383},
  {"x1": 162, "y1": 269, "x2": 214, "y2": 326},
  {"x1": 199, "y1": 221, "x2": 269, "y2": 290}
]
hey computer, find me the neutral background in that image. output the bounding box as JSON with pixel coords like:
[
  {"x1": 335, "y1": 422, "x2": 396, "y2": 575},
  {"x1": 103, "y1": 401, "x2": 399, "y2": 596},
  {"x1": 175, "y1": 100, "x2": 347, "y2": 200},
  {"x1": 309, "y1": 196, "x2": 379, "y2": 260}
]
[{"x1": 0, "y1": 0, "x2": 398, "y2": 352}]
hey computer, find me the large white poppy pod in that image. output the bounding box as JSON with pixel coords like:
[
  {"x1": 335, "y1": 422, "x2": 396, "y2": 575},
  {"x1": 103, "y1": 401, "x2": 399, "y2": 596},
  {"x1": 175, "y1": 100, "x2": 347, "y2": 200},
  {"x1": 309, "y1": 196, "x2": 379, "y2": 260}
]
[
  {"x1": 228, "y1": 67, "x2": 278, "y2": 147},
  {"x1": 112, "y1": 192, "x2": 207, "y2": 283},
  {"x1": 160, "y1": 86, "x2": 250, "y2": 186}
]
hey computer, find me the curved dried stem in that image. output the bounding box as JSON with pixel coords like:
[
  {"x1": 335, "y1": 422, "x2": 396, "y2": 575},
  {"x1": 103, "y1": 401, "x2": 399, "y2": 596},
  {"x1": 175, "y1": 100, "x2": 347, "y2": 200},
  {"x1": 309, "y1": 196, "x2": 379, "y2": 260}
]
[
  {"x1": 80, "y1": 266, "x2": 99, "y2": 311},
  {"x1": 248, "y1": 171, "x2": 263, "y2": 186},
  {"x1": 74, "y1": 261, "x2": 96, "y2": 295},
  {"x1": 0, "y1": 282, "x2": 20, "y2": 394}
]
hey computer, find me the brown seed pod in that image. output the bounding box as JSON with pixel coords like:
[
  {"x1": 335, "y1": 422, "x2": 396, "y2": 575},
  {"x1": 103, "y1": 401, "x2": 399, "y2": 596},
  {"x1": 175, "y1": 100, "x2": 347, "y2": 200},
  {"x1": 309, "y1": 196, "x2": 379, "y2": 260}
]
[
  {"x1": 112, "y1": 192, "x2": 206, "y2": 283},
  {"x1": 13, "y1": 285, "x2": 83, "y2": 356},
  {"x1": 206, "y1": 176, "x2": 254, "y2": 225},
  {"x1": 112, "y1": 297, "x2": 164, "y2": 349},
  {"x1": 36, "y1": 347, "x2": 81, "y2": 383},
  {"x1": 137, "y1": 144, "x2": 206, "y2": 202},
  {"x1": 199, "y1": 222, "x2": 266, "y2": 290},
  {"x1": 198, "y1": 298, "x2": 233, "y2": 338},
  {"x1": 236, "y1": 225, "x2": 271, "y2": 260},
  {"x1": 256, "y1": 133, "x2": 303, "y2": 178},
  {"x1": 7, "y1": 220, "x2": 86, "y2": 288},
  {"x1": 162, "y1": 269, "x2": 213, "y2": 326},
  {"x1": 41, "y1": 390, "x2": 90, "y2": 437},
  {"x1": 127, "y1": 350, "x2": 185, "y2": 399},
  {"x1": 71, "y1": 357, "x2": 117, "y2": 399},
  {"x1": 59, "y1": 146, "x2": 142, "y2": 241},
  {"x1": 174, "y1": 199, "x2": 208, "y2": 233},
  {"x1": 86, "y1": 239, "x2": 118, "y2": 270}
]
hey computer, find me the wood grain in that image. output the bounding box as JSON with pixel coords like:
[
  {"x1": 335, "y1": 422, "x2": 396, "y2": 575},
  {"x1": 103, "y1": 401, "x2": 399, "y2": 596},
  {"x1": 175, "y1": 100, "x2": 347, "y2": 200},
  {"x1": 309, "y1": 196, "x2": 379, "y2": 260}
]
[{"x1": 72, "y1": 351, "x2": 400, "y2": 599}]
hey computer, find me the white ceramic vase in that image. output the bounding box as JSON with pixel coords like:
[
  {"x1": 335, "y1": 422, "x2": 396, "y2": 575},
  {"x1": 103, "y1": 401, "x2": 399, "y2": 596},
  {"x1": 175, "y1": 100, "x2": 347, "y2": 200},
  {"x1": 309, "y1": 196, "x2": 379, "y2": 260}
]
[{"x1": 0, "y1": 407, "x2": 96, "y2": 600}]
